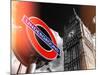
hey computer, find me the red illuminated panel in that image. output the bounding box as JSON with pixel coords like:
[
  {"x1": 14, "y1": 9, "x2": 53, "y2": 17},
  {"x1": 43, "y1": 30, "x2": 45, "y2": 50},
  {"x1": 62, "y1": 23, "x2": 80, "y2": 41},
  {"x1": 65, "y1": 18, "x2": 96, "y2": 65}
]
[{"x1": 12, "y1": 1, "x2": 39, "y2": 66}]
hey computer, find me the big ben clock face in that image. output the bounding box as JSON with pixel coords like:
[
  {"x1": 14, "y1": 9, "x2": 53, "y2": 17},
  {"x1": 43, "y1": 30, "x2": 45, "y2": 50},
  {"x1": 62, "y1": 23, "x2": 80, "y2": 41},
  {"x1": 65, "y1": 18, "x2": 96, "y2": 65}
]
[
  {"x1": 64, "y1": 17, "x2": 81, "y2": 43},
  {"x1": 11, "y1": 0, "x2": 96, "y2": 74},
  {"x1": 68, "y1": 30, "x2": 75, "y2": 38}
]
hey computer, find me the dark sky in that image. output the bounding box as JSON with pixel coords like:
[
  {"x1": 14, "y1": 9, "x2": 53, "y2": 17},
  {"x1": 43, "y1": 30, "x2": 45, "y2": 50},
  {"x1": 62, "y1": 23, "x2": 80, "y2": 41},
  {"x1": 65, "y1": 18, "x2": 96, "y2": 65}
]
[
  {"x1": 39, "y1": 3, "x2": 80, "y2": 37},
  {"x1": 37, "y1": 2, "x2": 96, "y2": 37}
]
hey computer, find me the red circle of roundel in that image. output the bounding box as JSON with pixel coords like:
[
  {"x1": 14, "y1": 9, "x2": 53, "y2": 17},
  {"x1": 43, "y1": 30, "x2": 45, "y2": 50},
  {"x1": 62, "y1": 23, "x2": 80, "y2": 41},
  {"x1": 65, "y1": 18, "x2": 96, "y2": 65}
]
[{"x1": 26, "y1": 17, "x2": 58, "y2": 61}]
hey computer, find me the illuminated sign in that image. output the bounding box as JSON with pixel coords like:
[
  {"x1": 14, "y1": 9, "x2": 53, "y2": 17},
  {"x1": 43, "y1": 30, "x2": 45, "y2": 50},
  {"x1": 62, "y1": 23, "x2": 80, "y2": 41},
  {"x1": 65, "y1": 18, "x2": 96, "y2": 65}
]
[{"x1": 22, "y1": 15, "x2": 61, "y2": 60}]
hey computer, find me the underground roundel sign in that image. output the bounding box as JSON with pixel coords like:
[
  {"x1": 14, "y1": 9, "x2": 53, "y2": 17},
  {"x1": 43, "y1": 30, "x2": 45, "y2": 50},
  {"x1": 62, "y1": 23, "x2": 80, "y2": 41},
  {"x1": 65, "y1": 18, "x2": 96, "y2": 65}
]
[{"x1": 22, "y1": 15, "x2": 61, "y2": 61}]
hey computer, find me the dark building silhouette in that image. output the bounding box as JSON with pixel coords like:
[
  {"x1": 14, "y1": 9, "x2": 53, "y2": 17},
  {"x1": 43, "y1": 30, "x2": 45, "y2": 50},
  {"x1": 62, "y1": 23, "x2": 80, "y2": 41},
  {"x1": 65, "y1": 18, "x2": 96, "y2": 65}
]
[{"x1": 64, "y1": 10, "x2": 95, "y2": 71}]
